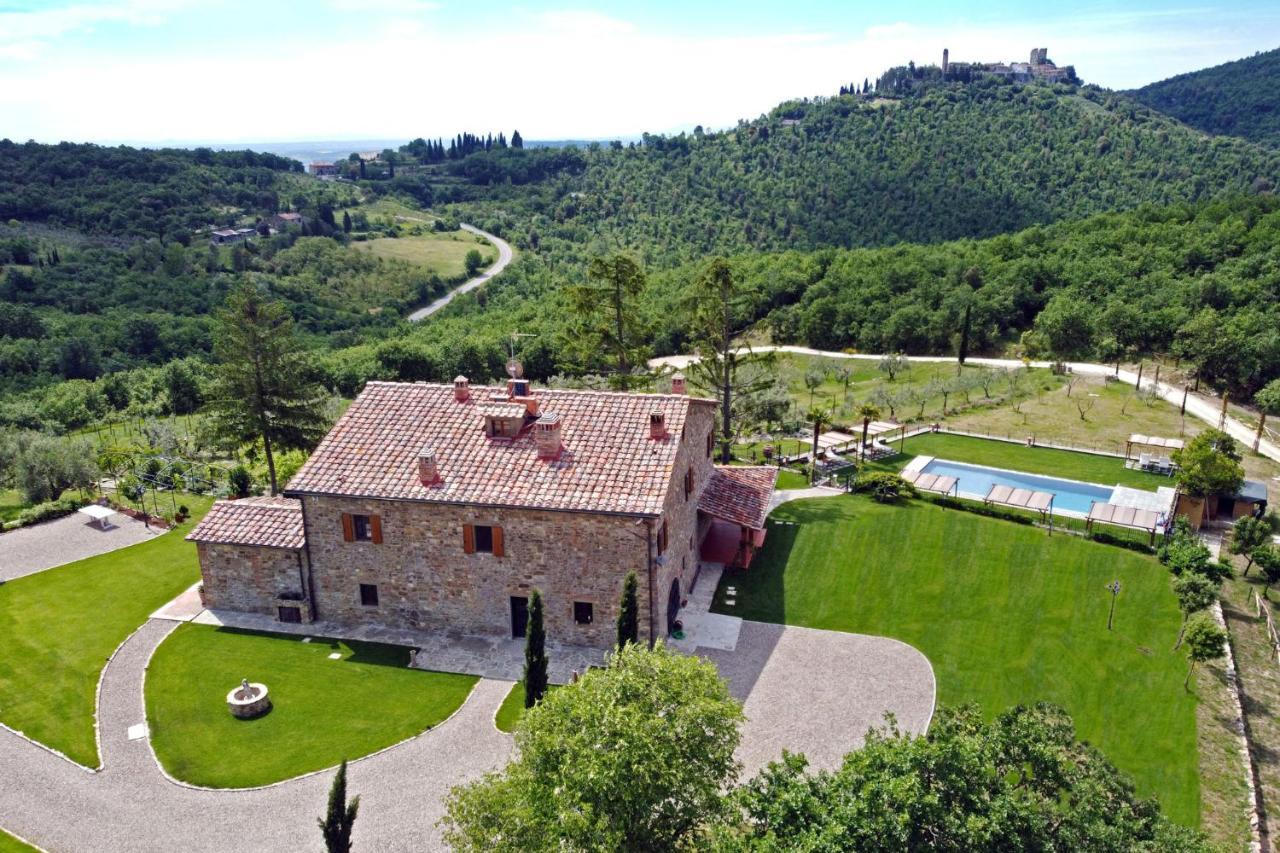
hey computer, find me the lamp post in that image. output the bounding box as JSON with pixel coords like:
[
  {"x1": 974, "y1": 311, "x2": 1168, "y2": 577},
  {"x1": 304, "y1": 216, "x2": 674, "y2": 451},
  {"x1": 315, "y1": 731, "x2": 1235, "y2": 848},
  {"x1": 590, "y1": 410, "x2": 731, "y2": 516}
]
[{"x1": 1107, "y1": 580, "x2": 1121, "y2": 631}]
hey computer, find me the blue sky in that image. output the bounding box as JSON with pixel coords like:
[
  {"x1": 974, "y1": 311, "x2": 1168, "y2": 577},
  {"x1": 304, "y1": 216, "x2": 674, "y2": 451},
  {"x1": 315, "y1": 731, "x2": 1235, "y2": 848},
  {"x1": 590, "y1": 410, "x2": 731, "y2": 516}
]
[{"x1": 2, "y1": 0, "x2": 1279, "y2": 144}]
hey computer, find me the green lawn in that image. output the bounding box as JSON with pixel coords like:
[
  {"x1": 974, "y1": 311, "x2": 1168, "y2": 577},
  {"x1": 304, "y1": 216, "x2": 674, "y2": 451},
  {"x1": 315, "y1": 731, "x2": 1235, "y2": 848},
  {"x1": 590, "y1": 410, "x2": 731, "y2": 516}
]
[
  {"x1": 0, "y1": 494, "x2": 214, "y2": 767},
  {"x1": 493, "y1": 681, "x2": 564, "y2": 733},
  {"x1": 0, "y1": 489, "x2": 27, "y2": 523},
  {"x1": 352, "y1": 231, "x2": 493, "y2": 277},
  {"x1": 891, "y1": 432, "x2": 1173, "y2": 490},
  {"x1": 774, "y1": 468, "x2": 810, "y2": 490},
  {"x1": 0, "y1": 830, "x2": 37, "y2": 853},
  {"x1": 714, "y1": 495, "x2": 1200, "y2": 825},
  {"x1": 146, "y1": 625, "x2": 478, "y2": 788}
]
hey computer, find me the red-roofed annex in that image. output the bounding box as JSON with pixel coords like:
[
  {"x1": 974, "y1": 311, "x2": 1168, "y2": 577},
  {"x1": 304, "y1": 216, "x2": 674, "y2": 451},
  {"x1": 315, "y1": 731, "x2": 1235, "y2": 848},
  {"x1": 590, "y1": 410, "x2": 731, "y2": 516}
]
[{"x1": 189, "y1": 375, "x2": 776, "y2": 647}]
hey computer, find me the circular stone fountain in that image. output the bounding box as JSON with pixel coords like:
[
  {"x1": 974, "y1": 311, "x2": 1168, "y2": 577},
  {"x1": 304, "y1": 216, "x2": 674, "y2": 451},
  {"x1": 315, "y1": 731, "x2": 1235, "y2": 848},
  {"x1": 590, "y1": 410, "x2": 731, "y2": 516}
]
[{"x1": 227, "y1": 678, "x2": 271, "y2": 719}]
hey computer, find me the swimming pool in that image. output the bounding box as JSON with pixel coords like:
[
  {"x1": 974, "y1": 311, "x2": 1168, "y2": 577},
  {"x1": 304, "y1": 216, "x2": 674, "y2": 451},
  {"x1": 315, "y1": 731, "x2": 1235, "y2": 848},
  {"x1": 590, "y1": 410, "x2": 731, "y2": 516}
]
[{"x1": 918, "y1": 458, "x2": 1115, "y2": 515}]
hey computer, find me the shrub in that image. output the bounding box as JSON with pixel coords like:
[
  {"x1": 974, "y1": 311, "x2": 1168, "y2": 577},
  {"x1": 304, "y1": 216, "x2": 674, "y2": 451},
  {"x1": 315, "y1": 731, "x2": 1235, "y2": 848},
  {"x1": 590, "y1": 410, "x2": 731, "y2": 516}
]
[
  {"x1": 855, "y1": 472, "x2": 914, "y2": 503},
  {"x1": 227, "y1": 465, "x2": 252, "y2": 498}
]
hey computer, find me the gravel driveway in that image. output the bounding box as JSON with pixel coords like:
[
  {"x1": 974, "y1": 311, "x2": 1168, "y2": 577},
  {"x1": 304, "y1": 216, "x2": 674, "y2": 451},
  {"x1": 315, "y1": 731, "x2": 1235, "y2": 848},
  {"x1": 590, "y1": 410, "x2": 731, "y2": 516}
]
[{"x1": 0, "y1": 512, "x2": 162, "y2": 582}]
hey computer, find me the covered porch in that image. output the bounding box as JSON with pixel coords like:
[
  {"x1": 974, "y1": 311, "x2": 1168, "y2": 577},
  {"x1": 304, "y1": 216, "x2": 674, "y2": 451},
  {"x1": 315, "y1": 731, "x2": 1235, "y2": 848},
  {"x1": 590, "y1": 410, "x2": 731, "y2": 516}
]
[{"x1": 698, "y1": 466, "x2": 778, "y2": 570}]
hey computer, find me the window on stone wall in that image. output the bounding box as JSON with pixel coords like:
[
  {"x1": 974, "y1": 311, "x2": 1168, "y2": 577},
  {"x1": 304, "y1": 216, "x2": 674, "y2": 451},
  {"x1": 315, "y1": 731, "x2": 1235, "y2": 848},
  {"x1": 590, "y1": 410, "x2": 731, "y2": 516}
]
[
  {"x1": 360, "y1": 583, "x2": 379, "y2": 606},
  {"x1": 474, "y1": 525, "x2": 494, "y2": 552},
  {"x1": 278, "y1": 606, "x2": 302, "y2": 623},
  {"x1": 574, "y1": 601, "x2": 594, "y2": 624},
  {"x1": 706, "y1": 431, "x2": 713, "y2": 458},
  {"x1": 343, "y1": 513, "x2": 382, "y2": 543},
  {"x1": 657, "y1": 519, "x2": 669, "y2": 554}
]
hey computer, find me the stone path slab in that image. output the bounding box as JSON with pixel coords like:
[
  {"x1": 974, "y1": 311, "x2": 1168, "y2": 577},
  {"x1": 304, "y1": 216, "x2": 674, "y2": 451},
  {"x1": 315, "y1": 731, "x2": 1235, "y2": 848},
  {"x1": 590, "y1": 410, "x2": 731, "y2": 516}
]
[
  {"x1": 0, "y1": 512, "x2": 162, "y2": 582},
  {"x1": 149, "y1": 583, "x2": 204, "y2": 622}
]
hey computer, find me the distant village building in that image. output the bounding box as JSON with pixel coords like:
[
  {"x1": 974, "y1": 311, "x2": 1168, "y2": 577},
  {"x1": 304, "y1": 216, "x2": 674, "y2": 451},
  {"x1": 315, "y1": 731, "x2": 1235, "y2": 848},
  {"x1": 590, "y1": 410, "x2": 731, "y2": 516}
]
[
  {"x1": 188, "y1": 371, "x2": 777, "y2": 647},
  {"x1": 308, "y1": 162, "x2": 339, "y2": 178},
  {"x1": 269, "y1": 212, "x2": 305, "y2": 230},
  {"x1": 940, "y1": 46, "x2": 1077, "y2": 86},
  {"x1": 210, "y1": 227, "x2": 257, "y2": 246}
]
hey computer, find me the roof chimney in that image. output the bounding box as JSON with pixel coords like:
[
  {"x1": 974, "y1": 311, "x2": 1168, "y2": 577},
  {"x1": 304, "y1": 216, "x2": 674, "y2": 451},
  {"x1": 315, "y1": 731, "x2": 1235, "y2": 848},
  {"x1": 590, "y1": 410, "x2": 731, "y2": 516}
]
[
  {"x1": 418, "y1": 448, "x2": 441, "y2": 486},
  {"x1": 671, "y1": 373, "x2": 686, "y2": 395},
  {"x1": 649, "y1": 410, "x2": 667, "y2": 440},
  {"x1": 453, "y1": 375, "x2": 470, "y2": 402},
  {"x1": 535, "y1": 413, "x2": 563, "y2": 460}
]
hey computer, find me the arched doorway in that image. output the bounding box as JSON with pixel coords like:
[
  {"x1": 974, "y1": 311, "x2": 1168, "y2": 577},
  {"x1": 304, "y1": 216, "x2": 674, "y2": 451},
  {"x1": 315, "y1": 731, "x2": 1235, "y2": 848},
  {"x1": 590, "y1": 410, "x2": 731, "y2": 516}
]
[{"x1": 667, "y1": 578, "x2": 681, "y2": 635}]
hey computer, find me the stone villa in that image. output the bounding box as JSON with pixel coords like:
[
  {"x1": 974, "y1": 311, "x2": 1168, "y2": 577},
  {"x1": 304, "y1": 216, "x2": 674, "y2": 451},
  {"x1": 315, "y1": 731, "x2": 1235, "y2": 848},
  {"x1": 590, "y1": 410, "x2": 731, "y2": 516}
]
[{"x1": 188, "y1": 373, "x2": 777, "y2": 648}]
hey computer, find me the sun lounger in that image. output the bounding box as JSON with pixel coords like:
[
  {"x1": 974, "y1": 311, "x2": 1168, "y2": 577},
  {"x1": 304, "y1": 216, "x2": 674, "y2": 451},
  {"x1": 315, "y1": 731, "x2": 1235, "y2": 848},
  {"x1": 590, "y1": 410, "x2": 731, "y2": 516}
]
[{"x1": 1138, "y1": 453, "x2": 1153, "y2": 471}]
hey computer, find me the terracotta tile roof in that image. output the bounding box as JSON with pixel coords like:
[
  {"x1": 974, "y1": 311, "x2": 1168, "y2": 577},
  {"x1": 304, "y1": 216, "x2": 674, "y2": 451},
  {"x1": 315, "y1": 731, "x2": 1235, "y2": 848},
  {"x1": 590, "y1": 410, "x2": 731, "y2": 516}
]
[
  {"x1": 699, "y1": 466, "x2": 778, "y2": 530},
  {"x1": 286, "y1": 382, "x2": 716, "y2": 516},
  {"x1": 186, "y1": 496, "x2": 305, "y2": 549}
]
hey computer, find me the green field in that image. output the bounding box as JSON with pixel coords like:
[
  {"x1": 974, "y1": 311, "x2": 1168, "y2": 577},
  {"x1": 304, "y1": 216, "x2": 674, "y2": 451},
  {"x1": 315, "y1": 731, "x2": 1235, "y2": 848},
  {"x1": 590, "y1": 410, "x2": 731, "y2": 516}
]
[
  {"x1": 493, "y1": 681, "x2": 561, "y2": 733},
  {"x1": 0, "y1": 830, "x2": 37, "y2": 853},
  {"x1": 713, "y1": 495, "x2": 1200, "y2": 825},
  {"x1": 0, "y1": 494, "x2": 213, "y2": 766},
  {"x1": 0, "y1": 489, "x2": 26, "y2": 523},
  {"x1": 891, "y1": 432, "x2": 1174, "y2": 490},
  {"x1": 145, "y1": 625, "x2": 478, "y2": 788},
  {"x1": 353, "y1": 230, "x2": 493, "y2": 277}
]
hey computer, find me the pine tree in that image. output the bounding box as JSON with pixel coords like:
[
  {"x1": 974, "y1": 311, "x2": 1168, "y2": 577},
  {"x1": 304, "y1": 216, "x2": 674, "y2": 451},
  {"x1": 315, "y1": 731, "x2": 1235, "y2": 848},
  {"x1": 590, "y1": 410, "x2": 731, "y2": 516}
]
[
  {"x1": 524, "y1": 590, "x2": 548, "y2": 708},
  {"x1": 206, "y1": 282, "x2": 330, "y2": 495},
  {"x1": 617, "y1": 571, "x2": 639, "y2": 648},
  {"x1": 318, "y1": 760, "x2": 359, "y2": 853}
]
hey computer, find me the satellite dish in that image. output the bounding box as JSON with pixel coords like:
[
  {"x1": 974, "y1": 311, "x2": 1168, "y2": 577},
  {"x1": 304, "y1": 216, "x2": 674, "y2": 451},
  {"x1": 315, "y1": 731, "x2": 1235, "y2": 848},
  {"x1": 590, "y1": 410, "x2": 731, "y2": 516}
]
[{"x1": 506, "y1": 358, "x2": 524, "y2": 379}]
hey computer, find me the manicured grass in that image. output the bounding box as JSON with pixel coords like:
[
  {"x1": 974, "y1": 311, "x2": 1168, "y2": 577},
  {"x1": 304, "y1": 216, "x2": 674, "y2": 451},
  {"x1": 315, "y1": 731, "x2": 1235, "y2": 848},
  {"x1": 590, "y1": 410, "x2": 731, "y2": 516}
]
[
  {"x1": 145, "y1": 625, "x2": 478, "y2": 788},
  {"x1": 774, "y1": 468, "x2": 810, "y2": 490},
  {"x1": 353, "y1": 231, "x2": 492, "y2": 277},
  {"x1": 494, "y1": 681, "x2": 562, "y2": 733},
  {"x1": 0, "y1": 494, "x2": 214, "y2": 767},
  {"x1": 893, "y1": 432, "x2": 1173, "y2": 490},
  {"x1": 0, "y1": 489, "x2": 27, "y2": 523},
  {"x1": 713, "y1": 495, "x2": 1200, "y2": 825},
  {"x1": 0, "y1": 829, "x2": 37, "y2": 853}
]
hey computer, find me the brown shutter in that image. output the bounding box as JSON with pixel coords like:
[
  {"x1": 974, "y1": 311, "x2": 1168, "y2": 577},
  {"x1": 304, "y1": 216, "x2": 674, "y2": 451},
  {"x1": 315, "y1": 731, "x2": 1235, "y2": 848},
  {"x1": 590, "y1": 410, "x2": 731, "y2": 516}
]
[
  {"x1": 370, "y1": 515, "x2": 383, "y2": 544},
  {"x1": 462, "y1": 524, "x2": 475, "y2": 554},
  {"x1": 492, "y1": 526, "x2": 505, "y2": 558},
  {"x1": 341, "y1": 513, "x2": 354, "y2": 542}
]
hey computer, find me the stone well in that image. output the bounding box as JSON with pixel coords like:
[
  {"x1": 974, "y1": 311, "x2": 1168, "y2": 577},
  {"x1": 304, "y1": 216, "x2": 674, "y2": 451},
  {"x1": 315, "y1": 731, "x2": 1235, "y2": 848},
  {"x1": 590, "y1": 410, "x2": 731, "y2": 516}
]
[{"x1": 227, "y1": 678, "x2": 271, "y2": 719}]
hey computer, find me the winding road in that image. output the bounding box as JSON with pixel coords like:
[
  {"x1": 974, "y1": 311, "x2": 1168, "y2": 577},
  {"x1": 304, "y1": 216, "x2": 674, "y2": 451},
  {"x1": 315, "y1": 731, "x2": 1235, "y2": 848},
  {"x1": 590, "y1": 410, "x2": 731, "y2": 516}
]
[
  {"x1": 406, "y1": 224, "x2": 513, "y2": 322},
  {"x1": 650, "y1": 346, "x2": 1280, "y2": 466}
]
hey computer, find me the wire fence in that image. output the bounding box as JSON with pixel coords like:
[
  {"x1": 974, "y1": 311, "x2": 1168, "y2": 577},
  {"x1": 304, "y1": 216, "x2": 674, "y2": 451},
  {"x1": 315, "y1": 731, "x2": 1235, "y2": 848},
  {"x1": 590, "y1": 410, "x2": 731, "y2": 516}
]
[
  {"x1": 894, "y1": 424, "x2": 1130, "y2": 459},
  {"x1": 1252, "y1": 590, "x2": 1280, "y2": 670}
]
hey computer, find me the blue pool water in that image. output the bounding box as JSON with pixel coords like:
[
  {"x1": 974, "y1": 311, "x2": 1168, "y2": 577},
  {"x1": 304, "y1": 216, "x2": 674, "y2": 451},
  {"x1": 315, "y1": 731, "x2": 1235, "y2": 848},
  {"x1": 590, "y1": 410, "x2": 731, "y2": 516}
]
[{"x1": 919, "y1": 459, "x2": 1115, "y2": 515}]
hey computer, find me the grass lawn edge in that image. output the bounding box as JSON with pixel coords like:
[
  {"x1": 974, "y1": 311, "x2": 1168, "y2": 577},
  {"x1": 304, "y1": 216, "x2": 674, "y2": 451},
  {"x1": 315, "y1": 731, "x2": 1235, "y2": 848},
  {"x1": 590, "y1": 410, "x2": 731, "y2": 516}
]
[{"x1": 143, "y1": 626, "x2": 482, "y2": 790}]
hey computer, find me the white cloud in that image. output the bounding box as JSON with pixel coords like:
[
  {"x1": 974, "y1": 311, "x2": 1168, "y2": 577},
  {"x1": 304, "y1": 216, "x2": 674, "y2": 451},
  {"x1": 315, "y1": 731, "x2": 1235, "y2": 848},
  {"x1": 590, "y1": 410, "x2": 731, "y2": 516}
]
[
  {"x1": 328, "y1": 0, "x2": 439, "y2": 12},
  {"x1": 1, "y1": 5, "x2": 1279, "y2": 143},
  {"x1": 0, "y1": 0, "x2": 189, "y2": 61}
]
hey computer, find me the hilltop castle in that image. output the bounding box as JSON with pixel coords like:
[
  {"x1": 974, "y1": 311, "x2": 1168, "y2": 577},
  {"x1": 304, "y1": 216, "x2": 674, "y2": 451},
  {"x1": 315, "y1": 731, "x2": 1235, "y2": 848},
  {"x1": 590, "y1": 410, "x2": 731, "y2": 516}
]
[{"x1": 942, "y1": 46, "x2": 1077, "y2": 85}]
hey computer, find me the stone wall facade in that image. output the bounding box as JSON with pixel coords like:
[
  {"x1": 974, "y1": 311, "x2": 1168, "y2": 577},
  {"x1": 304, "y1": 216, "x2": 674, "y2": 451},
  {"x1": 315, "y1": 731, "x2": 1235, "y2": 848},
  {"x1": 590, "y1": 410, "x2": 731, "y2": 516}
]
[{"x1": 197, "y1": 542, "x2": 308, "y2": 618}]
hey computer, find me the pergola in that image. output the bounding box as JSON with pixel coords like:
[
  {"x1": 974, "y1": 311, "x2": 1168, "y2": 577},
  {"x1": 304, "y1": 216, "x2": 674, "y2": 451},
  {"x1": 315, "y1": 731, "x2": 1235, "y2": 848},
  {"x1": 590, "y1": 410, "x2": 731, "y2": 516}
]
[
  {"x1": 900, "y1": 468, "x2": 959, "y2": 497},
  {"x1": 1085, "y1": 502, "x2": 1163, "y2": 545},
  {"x1": 983, "y1": 484, "x2": 1055, "y2": 527},
  {"x1": 1125, "y1": 434, "x2": 1184, "y2": 462}
]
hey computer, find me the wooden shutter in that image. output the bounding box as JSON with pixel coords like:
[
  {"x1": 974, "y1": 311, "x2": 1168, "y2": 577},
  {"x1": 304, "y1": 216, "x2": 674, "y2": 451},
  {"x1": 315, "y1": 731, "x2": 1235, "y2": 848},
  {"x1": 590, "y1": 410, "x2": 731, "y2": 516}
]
[
  {"x1": 492, "y1": 526, "x2": 505, "y2": 558},
  {"x1": 462, "y1": 524, "x2": 475, "y2": 554},
  {"x1": 658, "y1": 520, "x2": 668, "y2": 554},
  {"x1": 370, "y1": 515, "x2": 383, "y2": 544},
  {"x1": 341, "y1": 513, "x2": 354, "y2": 542}
]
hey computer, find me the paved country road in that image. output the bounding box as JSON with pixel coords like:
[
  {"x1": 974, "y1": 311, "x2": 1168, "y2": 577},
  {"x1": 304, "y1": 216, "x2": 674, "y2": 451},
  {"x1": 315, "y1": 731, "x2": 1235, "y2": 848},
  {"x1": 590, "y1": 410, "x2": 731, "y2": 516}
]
[
  {"x1": 406, "y1": 224, "x2": 513, "y2": 322},
  {"x1": 650, "y1": 346, "x2": 1280, "y2": 466}
]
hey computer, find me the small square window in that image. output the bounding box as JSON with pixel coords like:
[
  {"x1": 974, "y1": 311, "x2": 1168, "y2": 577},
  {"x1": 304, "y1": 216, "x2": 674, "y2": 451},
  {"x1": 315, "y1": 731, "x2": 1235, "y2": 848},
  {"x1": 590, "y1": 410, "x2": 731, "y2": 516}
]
[
  {"x1": 574, "y1": 601, "x2": 594, "y2": 624},
  {"x1": 352, "y1": 514, "x2": 373, "y2": 541},
  {"x1": 278, "y1": 605, "x2": 302, "y2": 623},
  {"x1": 359, "y1": 583, "x2": 379, "y2": 607},
  {"x1": 474, "y1": 525, "x2": 494, "y2": 553}
]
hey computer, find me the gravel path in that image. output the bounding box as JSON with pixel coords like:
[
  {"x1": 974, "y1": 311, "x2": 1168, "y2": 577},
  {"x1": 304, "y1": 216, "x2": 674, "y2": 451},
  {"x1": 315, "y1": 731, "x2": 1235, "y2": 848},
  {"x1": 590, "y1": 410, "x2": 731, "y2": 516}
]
[
  {"x1": 0, "y1": 620, "x2": 513, "y2": 852},
  {"x1": 0, "y1": 613, "x2": 932, "y2": 851},
  {"x1": 652, "y1": 347, "x2": 1280, "y2": 466},
  {"x1": 700, "y1": 621, "x2": 935, "y2": 775},
  {"x1": 0, "y1": 512, "x2": 162, "y2": 582},
  {"x1": 406, "y1": 224, "x2": 513, "y2": 322}
]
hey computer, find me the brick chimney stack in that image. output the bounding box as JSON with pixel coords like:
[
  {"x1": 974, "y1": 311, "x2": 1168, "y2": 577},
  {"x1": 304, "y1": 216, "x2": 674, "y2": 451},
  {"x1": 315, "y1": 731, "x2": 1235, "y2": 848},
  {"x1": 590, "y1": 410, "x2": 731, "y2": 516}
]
[
  {"x1": 453, "y1": 375, "x2": 470, "y2": 402},
  {"x1": 649, "y1": 411, "x2": 667, "y2": 440},
  {"x1": 535, "y1": 413, "x2": 563, "y2": 459},
  {"x1": 671, "y1": 373, "x2": 686, "y2": 395},
  {"x1": 418, "y1": 448, "x2": 441, "y2": 486}
]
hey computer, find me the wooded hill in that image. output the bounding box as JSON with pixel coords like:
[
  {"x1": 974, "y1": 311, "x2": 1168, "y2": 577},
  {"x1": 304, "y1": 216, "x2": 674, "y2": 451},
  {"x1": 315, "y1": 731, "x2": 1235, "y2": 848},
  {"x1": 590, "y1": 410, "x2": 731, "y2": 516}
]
[
  {"x1": 444, "y1": 79, "x2": 1280, "y2": 264},
  {"x1": 1130, "y1": 47, "x2": 1280, "y2": 147},
  {"x1": 0, "y1": 141, "x2": 303, "y2": 240}
]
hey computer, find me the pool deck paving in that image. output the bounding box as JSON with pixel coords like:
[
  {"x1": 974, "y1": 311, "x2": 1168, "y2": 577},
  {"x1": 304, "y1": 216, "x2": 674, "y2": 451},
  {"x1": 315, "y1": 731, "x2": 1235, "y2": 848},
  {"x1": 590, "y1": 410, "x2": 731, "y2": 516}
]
[{"x1": 0, "y1": 512, "x2": 162, "y2": 582}]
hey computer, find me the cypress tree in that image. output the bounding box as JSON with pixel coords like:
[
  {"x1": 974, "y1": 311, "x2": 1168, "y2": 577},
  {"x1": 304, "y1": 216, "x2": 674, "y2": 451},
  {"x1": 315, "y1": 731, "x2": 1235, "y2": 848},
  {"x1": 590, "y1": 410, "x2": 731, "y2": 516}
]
[
  {"x1": 512, "y1": 129, "x2": 524, "y2": 149},
  {"x1": 957, "y1": 303, "x2": 971, "y2": 369},
  {"x1": 524, "y1": 590, "x2": 548, "y2": 708},
  {"x1": 617, "y1": 571, "x2": 639, "y2": 648},
  {"x1": 342, "y1": 211, "x2": 352, "y2": 233},
  {"x1": 318, "y1": 760, "x2": 359, "y2": 853}
]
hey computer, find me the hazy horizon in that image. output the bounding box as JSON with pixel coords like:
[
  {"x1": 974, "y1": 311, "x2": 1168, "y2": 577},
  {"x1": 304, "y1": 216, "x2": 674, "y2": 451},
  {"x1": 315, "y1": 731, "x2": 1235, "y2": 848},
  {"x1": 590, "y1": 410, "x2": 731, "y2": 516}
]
[{"x1": 3, "y1": 1, "x2": 1280, "y2": 146}]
